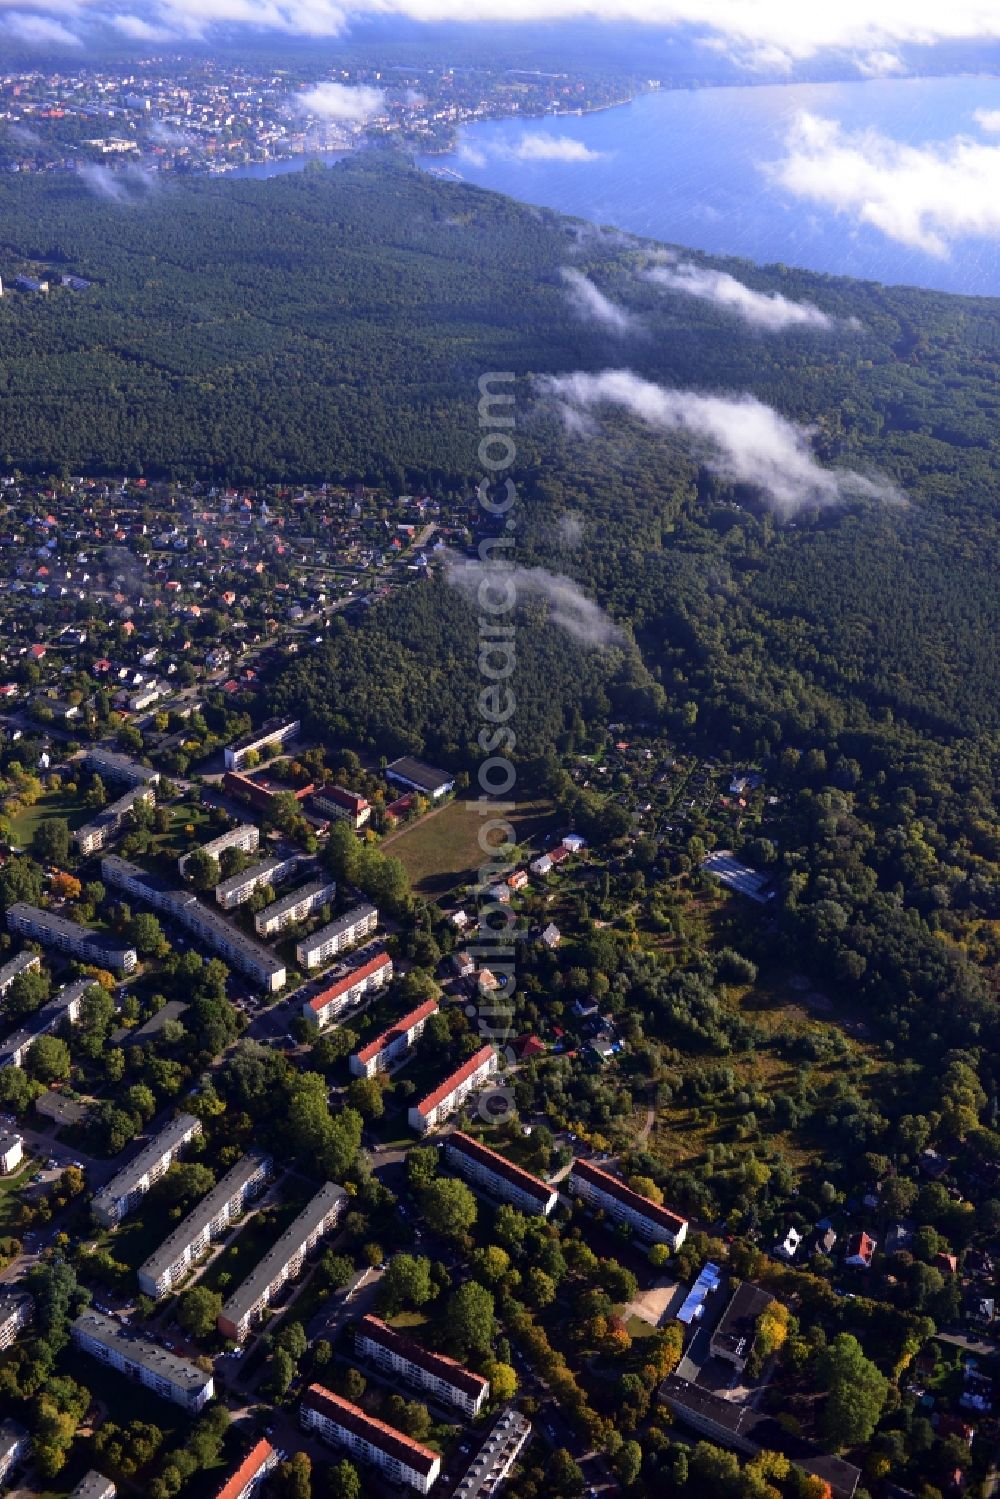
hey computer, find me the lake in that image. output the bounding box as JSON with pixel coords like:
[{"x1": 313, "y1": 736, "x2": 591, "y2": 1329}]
[{"x1": 417, "y1": 76, "x2": 1000, "y2": 296}]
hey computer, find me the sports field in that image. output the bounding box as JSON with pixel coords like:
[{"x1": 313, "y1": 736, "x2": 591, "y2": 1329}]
[{"x1": 387, "y1": 794, "x2": 557, "y2": 898}]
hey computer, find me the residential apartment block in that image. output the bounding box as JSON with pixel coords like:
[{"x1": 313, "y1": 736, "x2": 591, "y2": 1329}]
[
  {"x1": 301, "y1": 1384, "x2": 441, "y2": 1495},
  {"x1": 91, "y1": 1112, "x2": 202, "y2": 1228},
  {"x1": 213, "y1": 1440, "x2": 279, "y2": 1499},
  {"x1": 0, "y1": 1421, "x2": 29, "y2": 1489},
  {"x1": 138, "y1": 1151, "x2": 272, "y2": 1298},
  {"x1": 0, "y1": 978, "x2": 92, "y2": 1071},
  {"x1": 296, "y1": 902, "x2": 378, "y2": 972},
  {"x1": 303, "y1": 949, "x2": 392, "y2": 1030},
  {"x1": 68, "y1": 1472, "x2": 116, "y2": 1499},
  {"x1": 224, "y1": 717, "x2": 300, "y2": 772},
  {"x1": 0, "y1": 1133, "x2": 23, "y2": 1173},
  {"x1": 445, "y1": 1131, "x2": 559, "y2": 1217},
  {"x1": 75, "y1": 783, "x2": 156, "y2": 856},
  {"x1": 218, "y1": 1182, "x2": 346, "y2": 1342},
  {"x1": 178, "y1": 823, "x2": 259, "y2": 878},
  {"x1": 0, "y1": 1291, "x2": 32, "y2": 1351},
  {"x1": 6, "y1": 902, "x2": 137, "y2": 974},
  {"x1": 349, "y1": 998, "x2": 438, "y2": 1078},
  {"x1": 215, "y1": 854, "x2": 302, "y2": 911},
  {"x1": 0, "y1": 949, "x2": 40, "y2": 998},
  {"x1": 452, "y1": 1408, "x2": 532, "y2": 1499},
  {"x1": 569, "y1": 1158, "x2": 688, "y2": 1248},
  {"x1": 311, "y1": 784, "x2": 371, "y2": 828},
  {"x1": 71, "y1": 1310, "x2": 214, "y2": 1411},
  {"x1": 408, "y1": 1045, "x2": 498, "y2": 1134},
  {"x1": 101, "y1": 857, "x2": 286, "y2": 993},
  {"x1": 254, "y1": 878, "x2": 337, "y2": 938},
  {"x1": 85, "y1": 747, "x2": 161, "y2": 788},
  {"x1": 355, "y1": 1314, "x2": 490, "y2": 1417}
]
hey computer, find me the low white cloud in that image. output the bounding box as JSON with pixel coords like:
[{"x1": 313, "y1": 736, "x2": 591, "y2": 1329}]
[
  {"x1": 79, "y1": 163, "x2": 156, "y2": 203},
  {"x1": 974, "y1": 108, "x2": 1000, "y2": 132},
  {"x1": 560, "y1": 268, "x2": 636, "y2": 336},
  {"x1": 114, "y1": 12, "x2": 174, "y2": 38},
  {"x1": 445, "y1": 556, "x2": 625, "y2": 647},
  {"x1": 296, "y1": 81, "x2": 386, "y2": 122},
  {"x1": 856, "y1": 49, "x2": 906, "y2": 76},
  {"x1": 2, "y1": 10, "x2": 83, "y2": 46},
  {"x1": 646, "y1": 261, "x2": 848, "y2": 333},
  {"x1": 540, "y1": 368, "x2": 902, "y2": 517},
  {"x1": 771, "y1": 111, "x2": 1000, "y2": 257},
  {"x1": 510, "y1": 132, "x2": 604, "y2": 163}
]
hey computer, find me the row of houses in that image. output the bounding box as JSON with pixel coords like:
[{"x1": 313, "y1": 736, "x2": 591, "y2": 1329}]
[
  {"x1": 101, "y1": 856, "x2": 286, "y2": 992},
  {"x1": 303, "y1": 947, "x2": 392, "y2": 1029},
  {"x1": 138, "y1": 1150, "x2": 272, "y2": 1298},
  {"x1": 6, "y1": 902, "x2": 137, "y2": 974}
]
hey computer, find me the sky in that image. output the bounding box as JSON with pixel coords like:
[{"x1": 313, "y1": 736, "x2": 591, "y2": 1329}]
[{"x1": 6, "y1": 0, "x2": 1000, "y2": 66}]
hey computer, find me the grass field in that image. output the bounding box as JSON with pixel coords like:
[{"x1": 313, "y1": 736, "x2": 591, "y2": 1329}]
[
  {"x1": 388, "y1": 795, "x2": 557, "y2": 898},
  {"x1": 0, "y1": 1151, "x2": 38, "y2": 1232},
  {"x1": 9, "y1": 786, "x2": 94, "y2": 849}
]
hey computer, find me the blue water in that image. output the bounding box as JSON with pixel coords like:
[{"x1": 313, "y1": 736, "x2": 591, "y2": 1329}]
[{"x1": 418, "y1": 76, "x2": 1000, "y2": 295}]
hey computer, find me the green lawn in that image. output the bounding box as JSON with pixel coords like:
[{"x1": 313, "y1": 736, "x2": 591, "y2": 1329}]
[
  {"x1": 0, "y1": 1151, "x2": 38, "y2": 1232},
  {"x1": 9, "y1": 787, "x2": 94, "y2": 850},
  {"x1": 199, "y1": 1189, "x2": 310, "y2": 1295},
  {"x1": 388, "y1": 795, "x2": 556, "y2": 899}
]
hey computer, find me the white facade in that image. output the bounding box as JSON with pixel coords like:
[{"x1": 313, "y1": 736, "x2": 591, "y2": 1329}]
[
  {"x1": 6, "y1": 902, "x2": 137, "y2": 974},
  {"x1": 254, "y1": 878, "x2": 337, "y2": 937},
  {"x1": 445, "y1": 1131, "x2": 558, "y2": 1217},
  {"x1": 71, "y1": 1310, "x2": 214, "y2": 1411},
  {"x1": 178, "y1": 823, "x2": 259, "y2": 878},
  {"x1": 0, "y1": 1421, "x2": 29, "y2": 1487},
  {"x1": 569, "y1": 1160, "x2": 688, "y2": 1249},
  {"x1": 0, "y1": 1133, "x2": 23, "y2": 1175},
  {"x1": 355, "y1": 1315, "x2": 489, "y2": 1417},
  {"x1": 303, "y1": 950, "x2": 392, "y2": 1030},
  {"x1": 408, "y1": 1046, "x2": 498, "y2": 1134},
  {"x1": 302, "y1": 1387, "x2": 441, "y2": 1495},
  {"x1": 138, "y1": 1152, "x2": 272, "y2": 1298},
  {"x1": 92, "y1": 1113, "x2": 202, "y2": 1228},
  {"x1": 215, "y1": 854, "x2": 301, "y2": 911},
  {"x1": 0, "y1": 1292, "x2": 32, "y2": 1351},
  {"x1": 349, "y1": 999, "x2": 438, "y2": 1078},
  {"x1": 224, "y1": 718, "x2": 299, "y2": 772},
  {"x1": 218, "y1": 1183, "x2": 345, "y2": 1342},
  {"x1": 296, "y1": 902, "x2": 378, "y2": 971}
]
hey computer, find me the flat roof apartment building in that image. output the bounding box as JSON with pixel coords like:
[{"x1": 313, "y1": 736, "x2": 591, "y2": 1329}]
[
  {"x1": 101, "y1": 858, "x2": 286, "y2": 993},
  {"x1": 355, "y1": 1314, "x2": 490, "y2": 1417},
  {"x1": 215, "y1": 854, "x2": 302, "y2": 911},
  {"x1": 212, "y1": 1440, "x2": 279, "y2": 1499},
  {"x1": 296, "y1": 902, "x2": 378, "y2": 972},
  {"x1": 0, "y1": 949, "x2": 40, "y2": 998},
  {"x1": 218, "y1": 1182, "x2": 346, "y2": 1342},
  {"x1": 6, "y1": 902, "x2": 137, "y2": 974},
  {"x1": 178, "y1": 823, "x2": 259, "y2": 878},
  {"x1": 71, "y1": 1310, "x2": 214, "y2": 1411},
  {"x1": 76, "y1": 784, "x2": 156, "y2": 856},
  {"x1": 311, "y1": 784, "x2": 371, "y2": 828},
  {"x1": 0, "y1": 978, "x2": 92, "y2": 1070},
  {"x1": 303, "y1": 950, "x2": 392, "y2": 1030},
  {"x1": 138, "y1": 1151, "x2": 272, "y2": 1298},
  {"x1": 350, "y1": 998, "x2": 438, "y2": 1078},
  {"x1": 445, "y1": 1131, "x2": 559, "y2": 1217},
  {"x1": 408, "y1": 1045, "x2": 498, "y2": 1134},
  {"x1": 68, "y1": 1471, "x2": 116, "y2": 1499},
  {"x1": 86, "y1": 748, "x2": 160, "y2": 788},
  {"x1": 301, "y1": 1384, "x2": 441, "y2": 1495},
  {"x1": 569, "y1": 1158, "x2": 688, "y2": 1249},
  {"x1": 0, "y1": 1421, "x2": 29, "y2": 1489},
  {"x1": 224, "y1": 717, "x2": 300, "y2": 772},
  {"x1": 0, "y1": 1291, "x2": 32, "y2": 1351},
  {"x1": 254, "y1": 878, "x2": 337, "y2": 938},
  {"x1": 91, "y1": 1112, "x2": 202, "y2": 1228}
]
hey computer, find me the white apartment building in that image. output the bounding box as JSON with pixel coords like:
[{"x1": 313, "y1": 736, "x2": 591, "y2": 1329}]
[
  {"x1": 569, "y1": 1158, "x2": 688, "y2": 1248},
  {"x1": 86, "y1": 748, "x2": 160, "y2": 788},
  {"x1": 0, "y1": 1133, "x2": 23, "y2": 1174},
  {"x1": 408, "y1": 1046, "x2": 498, "y2": 1134},
  {"x1": 0, "y1": 949, "x2": 40, "y2": 998},
  {"x1": 254, "y1": 878, "x2": 337, "y2": 938},
  {"x1": 0, "y1": 1291, "x2": 32, "y2": 1351},
  {"x1": 6, "y1": 902, "x2": 137, "y2": 974},
  {"x1": 178, "y1": 823, "x2": 259, "y2": 878},
  {"x1": 445, "y1": 1131, "x2": 559, "y2": 1217},
  {"x1": 349, "y1": 998, "x2": 438, "y2": 1078},
  {"x1": 224, "y1": 717, "x2": 300, "y2": 772},
  {"x1": 301, "y1": 1384, "x2": 441, "y2": 1495},
  {"x1": 296, "y1": 902, "x2": 378, "y2": 971},
  {"x1": 0, "y1": 1421, "x2": 29, "y2": 1489},
  {"x1": 68, "y1": 1470, "x2": 117, "y2": 1499},
  {"x1": 303, "y1": 950, "x2": 392, "y2": 1030},
  {"x1": 91, "y1": 1113, "x2": 202, "y2": 1228},
  {"x1": 213, "y1": 1440, "x2": 279, "y2": 1499},
  {"x1": 215, "y1": 854, "x2": 301, "y2": 911},
  {"x1": 0, "y1": 978, "x2": 92, "y2": 1071},
  {"x1": 218, "y1": 1182, "x2": 345, "y2": 1342},
  {"x1": 138, "y1": 1151, "x2": 272, "y2": 1298},
  {"x1": 355, "y1": 1314, "x2": 490, "y2": 1417},
  {"x1": 75, "y1": 783, "x2": 156, "y2": 856},
  {"x1": 71, "y1": 1310, "x2": 214, "y2": 1411}
]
